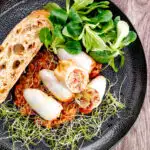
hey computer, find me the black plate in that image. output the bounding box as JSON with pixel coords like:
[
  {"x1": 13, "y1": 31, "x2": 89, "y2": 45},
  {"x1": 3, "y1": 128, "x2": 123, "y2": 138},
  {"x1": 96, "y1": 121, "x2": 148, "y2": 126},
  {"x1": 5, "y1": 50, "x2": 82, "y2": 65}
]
[{"x1": 0, "y1": 0, "x2": 147, "y2": 150}]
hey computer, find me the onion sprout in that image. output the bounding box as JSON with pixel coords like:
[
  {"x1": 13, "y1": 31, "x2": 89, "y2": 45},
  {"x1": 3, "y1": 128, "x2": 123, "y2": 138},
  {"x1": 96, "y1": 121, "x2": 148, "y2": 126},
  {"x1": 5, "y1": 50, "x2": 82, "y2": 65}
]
[{"x1": 0, "y1": 84, "x2": 125, "y2": 150}]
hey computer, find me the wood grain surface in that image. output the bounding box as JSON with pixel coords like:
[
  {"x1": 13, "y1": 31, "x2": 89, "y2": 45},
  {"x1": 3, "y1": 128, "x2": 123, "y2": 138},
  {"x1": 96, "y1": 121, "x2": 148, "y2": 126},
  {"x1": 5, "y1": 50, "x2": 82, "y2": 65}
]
[{"x1": 111, "y1": 0, "x2": 150, "y2": 150}]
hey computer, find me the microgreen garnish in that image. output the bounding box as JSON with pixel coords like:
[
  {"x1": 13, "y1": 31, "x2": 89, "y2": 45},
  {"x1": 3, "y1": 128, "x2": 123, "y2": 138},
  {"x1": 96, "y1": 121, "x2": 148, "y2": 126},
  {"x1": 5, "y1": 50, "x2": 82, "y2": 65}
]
[{"x1": 0, "y1": 87, "x2": 124, "y2": 150}]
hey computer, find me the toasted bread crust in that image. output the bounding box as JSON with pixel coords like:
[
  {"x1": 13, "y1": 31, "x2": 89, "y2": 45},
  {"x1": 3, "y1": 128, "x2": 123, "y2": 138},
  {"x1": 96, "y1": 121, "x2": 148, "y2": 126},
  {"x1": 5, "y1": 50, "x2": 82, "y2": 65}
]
[{"x1": 0, "y1": 10, "x2": 51, "y2": 103}]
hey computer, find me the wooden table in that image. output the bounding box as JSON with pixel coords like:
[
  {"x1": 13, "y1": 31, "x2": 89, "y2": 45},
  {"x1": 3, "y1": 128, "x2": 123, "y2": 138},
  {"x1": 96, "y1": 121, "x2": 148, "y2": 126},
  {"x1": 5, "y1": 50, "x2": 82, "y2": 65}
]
[{"x1": 111, "y1": 0, "x2": 150, "y2": 150}]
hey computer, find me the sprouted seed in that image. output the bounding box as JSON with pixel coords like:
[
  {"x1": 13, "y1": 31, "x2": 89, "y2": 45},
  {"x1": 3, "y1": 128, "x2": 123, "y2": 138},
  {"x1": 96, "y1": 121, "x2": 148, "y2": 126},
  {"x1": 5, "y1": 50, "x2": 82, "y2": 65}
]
[{"x1": 0, "y1": 84, "x2": 125, "y2": 150}]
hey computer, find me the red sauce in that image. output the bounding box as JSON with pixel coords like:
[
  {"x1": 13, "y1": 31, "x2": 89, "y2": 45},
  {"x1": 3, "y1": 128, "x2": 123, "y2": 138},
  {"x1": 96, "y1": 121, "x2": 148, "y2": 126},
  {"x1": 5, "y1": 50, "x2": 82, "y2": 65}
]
[
  {"x1": 14, "y1": 49, "x2": 78, "y2": 128},
  {"x1": 90, "y1": 63, "x2": 102, "y2": 79}
]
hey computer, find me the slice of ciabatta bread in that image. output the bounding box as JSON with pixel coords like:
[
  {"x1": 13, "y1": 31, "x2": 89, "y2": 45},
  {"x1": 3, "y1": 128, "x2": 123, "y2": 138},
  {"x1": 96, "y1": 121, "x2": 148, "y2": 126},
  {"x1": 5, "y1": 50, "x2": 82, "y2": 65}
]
[{"x1": 0, "y1": 10, "x2": 51, "y2": 103}]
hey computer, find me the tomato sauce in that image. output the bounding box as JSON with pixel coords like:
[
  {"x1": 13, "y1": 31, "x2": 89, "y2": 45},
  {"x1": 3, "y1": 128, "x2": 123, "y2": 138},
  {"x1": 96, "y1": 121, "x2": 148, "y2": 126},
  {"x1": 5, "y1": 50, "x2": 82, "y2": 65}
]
[{"x1": 14, "y1": 49, "x2": 78, "y2": 128}]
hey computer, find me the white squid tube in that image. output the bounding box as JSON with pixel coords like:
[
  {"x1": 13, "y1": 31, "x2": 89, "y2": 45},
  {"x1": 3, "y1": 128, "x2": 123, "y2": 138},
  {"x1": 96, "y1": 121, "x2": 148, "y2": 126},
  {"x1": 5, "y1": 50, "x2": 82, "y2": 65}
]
[
  {"x1": 88, "y1": 76, "x2": 107, "y2": 108},
  {"x1": 57, "y1": 48, "x2": 96, "y2": 73},
  {"x1": 23, "y1": 89, "x2": 63, "y2": 121},
  {"x1": 39, "y1": 69, "x2": 74, "y2": 102},
  {"x1": 76, "y1": 76, "x2": 107, "y2": 109}
]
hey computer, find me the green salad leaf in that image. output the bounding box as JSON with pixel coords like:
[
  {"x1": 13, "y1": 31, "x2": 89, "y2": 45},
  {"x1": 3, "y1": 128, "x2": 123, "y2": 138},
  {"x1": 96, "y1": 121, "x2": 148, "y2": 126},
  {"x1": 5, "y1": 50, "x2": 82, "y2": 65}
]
[
  {"x1": 97, "y1": 20, "x2": 114, "y2": 35},
  {"x1": 90, "y1": 9, "x2": 113, "y2": 24},
  {"x1": 39, "y1": 26, "x2": 65, "y2": 54},
  {"x1": 82, "y1": 24, "x2": 109, "y2": 52},
  {"x1": 69, "y1": 8, "x2": 82, "y2": 23},
  {"x1": 89, "y1": 50, "x2": 118, "y2": 63},
  {"x1": 121, "y1": 31, "x2": 137, "y2": 47},
  {"x1": 43, "y1": 2, "x2": 60, "y2": 12},
  {"x1": 77, "y1": 1, "x2": 110, "y2": 15},
  {"x1": 39, "y1": 27, "x2": 52, "y2": 49},
  {"x1": 63, "y1": 21, "x2": 83, "y2": 40},
  {"x1": 65, "y1": 40, "x2": 82, "y2": 54},
  {"x1": 49, "y1": 8, "x2": 68, "y2": 25},
  {"x1": 114, "y1": 16, "x2": 121, "y2": 26},
  {"x1": 41, "y1": 0, "x2": 137, "y2": 72},
  {"x1": 100, "y1": 30, "x2": 117, "y2": 43},
  {"x1": 72, "y1": 0, "x2": 94, "y2": 11},
  {"x1": 112, "y1": 20, "x2": 129, "y2": 49},
  {"x1": 51, "y1": 25, "x2": 65, "y2": 53},
  {"x1": 66, "y1": 0, "x2": 70, "y2": 14}
]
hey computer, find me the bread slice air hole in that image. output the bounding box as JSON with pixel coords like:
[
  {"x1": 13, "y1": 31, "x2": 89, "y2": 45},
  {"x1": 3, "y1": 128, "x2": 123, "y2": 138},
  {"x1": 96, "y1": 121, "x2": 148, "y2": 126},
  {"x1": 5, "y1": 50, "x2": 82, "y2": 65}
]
[
  {"x1": 13, "y1": 60, "x2": 21, "y2": 69},
  {"x1": 13, "y1": 44, "x2": 25, "y2": 55}
]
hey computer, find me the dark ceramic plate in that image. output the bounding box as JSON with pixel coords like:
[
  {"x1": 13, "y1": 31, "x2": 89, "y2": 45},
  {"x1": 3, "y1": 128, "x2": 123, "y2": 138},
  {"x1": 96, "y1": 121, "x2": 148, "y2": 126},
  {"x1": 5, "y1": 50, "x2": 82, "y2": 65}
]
[{"x1": 0, "y1": 0, "x2": 147, "y2": 150}]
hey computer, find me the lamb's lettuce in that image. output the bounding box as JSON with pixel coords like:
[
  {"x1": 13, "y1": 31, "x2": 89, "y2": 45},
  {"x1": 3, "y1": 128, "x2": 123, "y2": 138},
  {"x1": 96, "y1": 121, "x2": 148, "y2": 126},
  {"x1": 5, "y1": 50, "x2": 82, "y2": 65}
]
[
  {"x1": 90, "y1": 9, "x2": 113, "y2": 24},
  {"x1": 121, "y1": 31, "x2": 137, "y2": 48},
  {"x1": 49, "y1": 8, "x2": 68, "y2": 25},
  {"x1": 72, "y1": 0, "x2": 94, "y2": 11},
  {"x1": 100, "y1": 30, "x2": 117, "y2": 44},
  {"x1": 65, "y1": 40, "x2": 82, "y2": 54},
  {"x1": 89, "y1": 50, "x2": 117, "y2": 63},
  {"x1": 43, "y1": 2, "x2": 60, "y2": 12},
  {"x1": 39, "y1": 28, "x2": 52, "y2": 49},
  {"x1": 77, "y1": 1, "x2": 110, "y2": 15},
  {"x1": 41, "y1": 0, "x2": 137, "y2": 72},
  {"x1": 112, "y1": 21, "x2": 129, "y2": 49},
  {"x1": 97, "y1": 20, "x2": 114, "y2": 35},
  {"x1": 39, "y1": 26, "x2": 65, "y2": 54},
  {"x1": 66, "y1": 22, "x2": 83, "y2": 38},
  {"x1": 66, "y1": 0, "x2": 70, "y2": 14},
  {"x1": 114, "y1": 16, "x2": 121, "y2": 26},
  {"x1": 69, "y1": 8, "x2": 82, "y2": 23},
  {"x1": 51, "y1": 25, "x2": 65, "y2": 53},
  {"x1": 89, "y1": 50, "x2": 124, "y2": 72},
  {"x1": 82, "y1": 24, "x2": 110, "y2": 52}
]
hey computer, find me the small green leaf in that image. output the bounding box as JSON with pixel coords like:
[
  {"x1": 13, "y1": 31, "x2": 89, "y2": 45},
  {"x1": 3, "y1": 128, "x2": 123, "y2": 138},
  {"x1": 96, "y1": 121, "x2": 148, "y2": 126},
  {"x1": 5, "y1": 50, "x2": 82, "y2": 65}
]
[
  {"x1": 90, "y1": 9, "x2": 113, "y2": 24},
  {"x1": 43, "y1": 2, "x2": 60, "y2": 12},
  {"x1": 97, "y1": 20, "x2": 114, "y2": 35},
  {"x1": 49, "y1": 8, "x2": 68, "y2": 25},
  {"x1": 69, "y1": 8, "x2": 82, "y2": 23},
  {"x1": 122, "y1": 31, "x2": 137, "y2": 46},
  {"x1": 114, "y1": 16, "x2": 120, "y2": 26},
  {"x1": 100, "y1": 30, "x2": 117, "y2": 43},
  {"x1": 53, "y1": 25, "x2": 64, "y2": 41},
  {"x1": 89, "y1": 50, "x2": 121, "y2": 72},
  {"x1": 78, "y1": 1, "x2": 110, "y2": 15},
  {"x1": 65, "y1": 40, "x2": 82, "y2": 54},
  {"x1": 96, "y1": 1, "x2": 110, "y2": 5},
  {"x1": 39, "y1": 27, "x2": 52, "y2": 49},
  {"x1": 66, "y1": 0, "x2": 70, "y2": 14},
  {"x1": 82, "y1": 25, "x2": 109, "y2": 52},
  {"x1": 72, "y1": 0, "x2": 94, "y2": 11},
  {"x1": 51, "y1": 25, "x2": 65, "y2": 53},
  {"x1": 62, "y1": 27, "x2": 71, "y2": 38},
  {"x1": 66, "y1": 21, "x2": 83, "y2": 38},
  {"x1": 112, "y1": 20, "x2": 129, "y2": 49},
  {"x1": 89, "y1": 50, "x2": 117, "y2": 63},
  {"x1": 63, "y1": 25, "x2": 84, "y2": 41}
]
